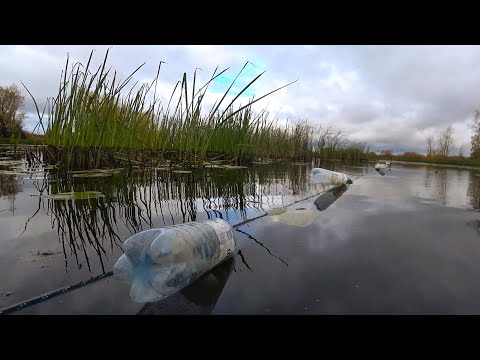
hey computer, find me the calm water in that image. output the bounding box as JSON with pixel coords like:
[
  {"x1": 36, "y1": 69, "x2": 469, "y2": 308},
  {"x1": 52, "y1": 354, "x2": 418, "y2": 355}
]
[{"x1": 2, "y1": 154, "x2": 480, "y2": 315}]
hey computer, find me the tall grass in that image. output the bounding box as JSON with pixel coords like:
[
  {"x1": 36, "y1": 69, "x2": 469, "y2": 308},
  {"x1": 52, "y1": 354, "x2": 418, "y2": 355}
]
[{"x1": 24, "y1": 50, "x2": 369, "y2": 169}]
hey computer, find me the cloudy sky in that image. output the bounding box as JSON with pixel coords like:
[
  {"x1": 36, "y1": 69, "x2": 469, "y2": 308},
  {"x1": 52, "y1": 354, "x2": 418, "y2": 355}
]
[{"x1": 0, "y1": 45, "x2": 478, "y2": 154}]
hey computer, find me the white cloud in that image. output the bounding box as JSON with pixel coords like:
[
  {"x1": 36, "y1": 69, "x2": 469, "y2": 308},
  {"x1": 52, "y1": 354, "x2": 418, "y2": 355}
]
[{"x1": 1, "y1": 45, "x2": 480, "y2": 154}]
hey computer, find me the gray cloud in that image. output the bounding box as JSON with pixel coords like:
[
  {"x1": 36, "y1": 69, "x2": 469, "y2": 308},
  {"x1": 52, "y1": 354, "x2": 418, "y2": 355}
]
[{"x1": 0, "y1": 45, "x2": 479, "y2": 154}]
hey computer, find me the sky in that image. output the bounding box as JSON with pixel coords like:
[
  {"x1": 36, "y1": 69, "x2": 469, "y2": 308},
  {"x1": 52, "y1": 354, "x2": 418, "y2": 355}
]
[{"x1": 0, "y1": 45, "x2": 478, "y2": 154}]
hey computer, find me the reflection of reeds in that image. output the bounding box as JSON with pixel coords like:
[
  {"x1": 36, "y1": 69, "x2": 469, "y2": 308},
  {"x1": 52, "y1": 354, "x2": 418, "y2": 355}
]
[{"x1": 22, "y1": 165, "x2": 323, "y2": 272}]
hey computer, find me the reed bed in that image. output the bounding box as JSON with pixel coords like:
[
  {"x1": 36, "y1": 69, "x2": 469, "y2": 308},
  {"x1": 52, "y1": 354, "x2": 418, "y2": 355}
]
[{"x1": 23, "y1": 49, "x2": 369, "y2": 169}]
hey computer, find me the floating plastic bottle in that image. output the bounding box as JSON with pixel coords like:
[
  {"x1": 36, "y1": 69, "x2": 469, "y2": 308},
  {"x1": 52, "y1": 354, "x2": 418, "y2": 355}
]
[
  {"x1": 137, "y1": 257, "x2": 235, "y2": 315},
  {"x1": 310, "y1": 167, "x2": 353, "y2": 185},
  {"x1": 375, "y1": 160, "x2": 391, "y2": 170},
  {"x1": 374, "y1": 162, "x2": 388, "y2": 170},
  {"x1": 113, "y1": 219, "x2": 236, "y2": 303}
]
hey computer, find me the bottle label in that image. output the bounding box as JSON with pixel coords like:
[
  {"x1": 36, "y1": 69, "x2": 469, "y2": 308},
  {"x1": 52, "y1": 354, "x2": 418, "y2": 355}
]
[{"x1": 209, "y1": 219, "x2": 235, "y2": 260}]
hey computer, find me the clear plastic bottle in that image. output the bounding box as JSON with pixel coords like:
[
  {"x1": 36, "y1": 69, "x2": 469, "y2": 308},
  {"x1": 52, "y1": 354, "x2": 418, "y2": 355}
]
[
  {"x1": 137, "y1": 257, "x2": 235, "y2": 315},
  {"x1": 310, "y1": 168, "x2": 353, "y2": 185},
  {"x1": 114, "y1": 218, "x2": 236, "y2": 303}
]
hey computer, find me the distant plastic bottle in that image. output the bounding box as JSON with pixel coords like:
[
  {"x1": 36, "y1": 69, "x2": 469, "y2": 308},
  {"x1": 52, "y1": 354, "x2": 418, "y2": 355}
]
[
  {"x1": 114, "y1": 219, "x2": 236, "y2": 303},
  {"x1": 310, "y1": 168, "x2": 353, "y2": 185}
]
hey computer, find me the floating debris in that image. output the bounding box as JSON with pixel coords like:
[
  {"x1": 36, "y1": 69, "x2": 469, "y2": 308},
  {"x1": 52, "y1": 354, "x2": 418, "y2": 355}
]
[
  {"x1": 114, "y1": 218, "x2": 235, "y2": 303},
  {"x1": 310, "y1": 168, "x2": 353, "y2": 185},
  {"x1": 1, "y1": 291, "x2": 13, "y2": 297},
  {"x1": 70, "y1": 168, "x2": 123, "y2": 174},
  {"x1": 0, "y1": 170, "x2": 29, "y2": 176},
  {"x1": 269, "y1": 209, "x2": 317, "y2": 228},
  {"x1": 35, "y1": 251, "x2": 61, "y2": 257},
  {"x1": 44, "y1": 191, "x2": 105, "y2": 200},
  {"x1": 267, "y1": 207, "x2": 288, "y2": 216},
  {"x1": 251, "y1": 161, "x2": 273, "y2": 165},
  {"x1": 223, "y1": 165, "x2": 248, "y2": 170},
  {"x1": 73, "y1": 173, "x2": 113, "y2": 178},
  {"x1": 22, "y1": 176, "x2": 46, "y2": 180},
  {"x1": 0, "y1": 160, "x2": 24, "y2": 166},
  {"x1": 172, "y1": 170, "x2": 192, "y2": 174},
  {"x1": 204, "y1": 164, "x2": 225, "y2": 169}
]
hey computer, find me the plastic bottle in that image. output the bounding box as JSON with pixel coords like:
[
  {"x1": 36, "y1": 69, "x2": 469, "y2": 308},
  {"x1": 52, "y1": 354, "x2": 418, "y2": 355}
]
[
  {"x1": 114, "y1": 218, "x2": 236, "y2": 303},
  {"x1": 137, "y1": 257, "x2": 235, "y2": 315},
  {"x1": 310, "y1": 168, "x2": 353, "y2": 185}
]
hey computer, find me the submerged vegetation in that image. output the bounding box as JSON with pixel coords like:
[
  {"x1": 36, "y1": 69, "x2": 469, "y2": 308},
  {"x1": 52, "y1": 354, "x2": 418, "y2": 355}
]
[{"x1": 17, "y1": 49, "x2": 370, "y2": 170}]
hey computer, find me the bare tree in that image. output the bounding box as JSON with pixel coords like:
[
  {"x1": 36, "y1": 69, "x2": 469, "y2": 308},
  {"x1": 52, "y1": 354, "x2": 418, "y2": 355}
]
[
  {"x1": 426, "y1": 136, "x2": 435, "y2": 156},
  {"x1": 437, "y1": 125, "x2": 455, "y2": 156}
]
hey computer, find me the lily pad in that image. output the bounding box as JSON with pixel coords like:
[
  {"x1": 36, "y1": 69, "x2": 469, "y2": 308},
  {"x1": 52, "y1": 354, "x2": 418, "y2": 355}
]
[
  {"x1": 251, "y1": 161, "x2": 272, "y2": 165},
  {"x1": 34, "y1": 250, "x2": 60, "y2": 257},
  {"x1": 22, "y1": 176, "x2": 45, "y2": 180},
  {"x1": 73, "y1": 173, "x2": 113, "y2": 178},
  {"x1": 70, "y1": 168, "x2": 122, "y2": 174},
  {"x1": 0, "y1": 160, "x2": 24, "y2": 166},
  {"x1": 223, "y1": 165, "x2": 248, "y2": 170},
  {"x1": 204, "y1": 164, "x2": 226, "y2": 169},
  {"x1": 45, "y1": 191, "x2": 105, "y2": 200},
  {"x1": 0, "y1": 170, "x2": 29, "y2": 176},
  {"x1": 268, "y1": 207, "x2": 288, "y2": 216}
]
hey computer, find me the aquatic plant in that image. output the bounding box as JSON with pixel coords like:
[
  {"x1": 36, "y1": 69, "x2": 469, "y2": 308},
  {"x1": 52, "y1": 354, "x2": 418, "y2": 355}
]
[{"x1": 21, "y1": 49, "x2": 370, "y2": 169}]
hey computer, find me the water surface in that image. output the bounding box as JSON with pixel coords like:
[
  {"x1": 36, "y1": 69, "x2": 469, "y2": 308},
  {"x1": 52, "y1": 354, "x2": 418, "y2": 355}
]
[{"x1": 2, "y1": 155, "x2": 480, "y2": 314}]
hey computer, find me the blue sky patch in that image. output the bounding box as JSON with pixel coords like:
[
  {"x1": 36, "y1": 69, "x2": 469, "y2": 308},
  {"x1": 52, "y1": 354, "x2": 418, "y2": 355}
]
[{"x1": 209, "y1": 63, "x2": 264, "y2": 99}]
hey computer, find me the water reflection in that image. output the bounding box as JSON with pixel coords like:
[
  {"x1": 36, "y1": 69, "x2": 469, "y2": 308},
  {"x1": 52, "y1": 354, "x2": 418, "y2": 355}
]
[
  {"x1": 438, "y1": 168, "x2": 448, "y2": 206},
  {"x1": 20, "y1": 164, "x2": 334, "y2": 274},
  {"x1": 0, "y1": 174, "x2": 22, "y2": 198},
  {"x1": 137, "y1": 257, "x2": 235, "y2": 315},
  {"x1": 467, "y1": 171, "x2": 480, "y2": 210},
  {"x1": 314, "y1": 185, "x2": 349, "y2": 211},
  {"x1": 375, "y1": 168, "x2": 385, "y2": 176},
  {"x1": 235, "y1": 227, "x2": 289, "y2": 267}
]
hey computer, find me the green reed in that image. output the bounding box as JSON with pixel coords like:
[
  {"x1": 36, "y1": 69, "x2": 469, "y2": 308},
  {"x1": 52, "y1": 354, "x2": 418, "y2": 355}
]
[{"x1": 22, "y1": 49, "x2": 369, "y2": 169}]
